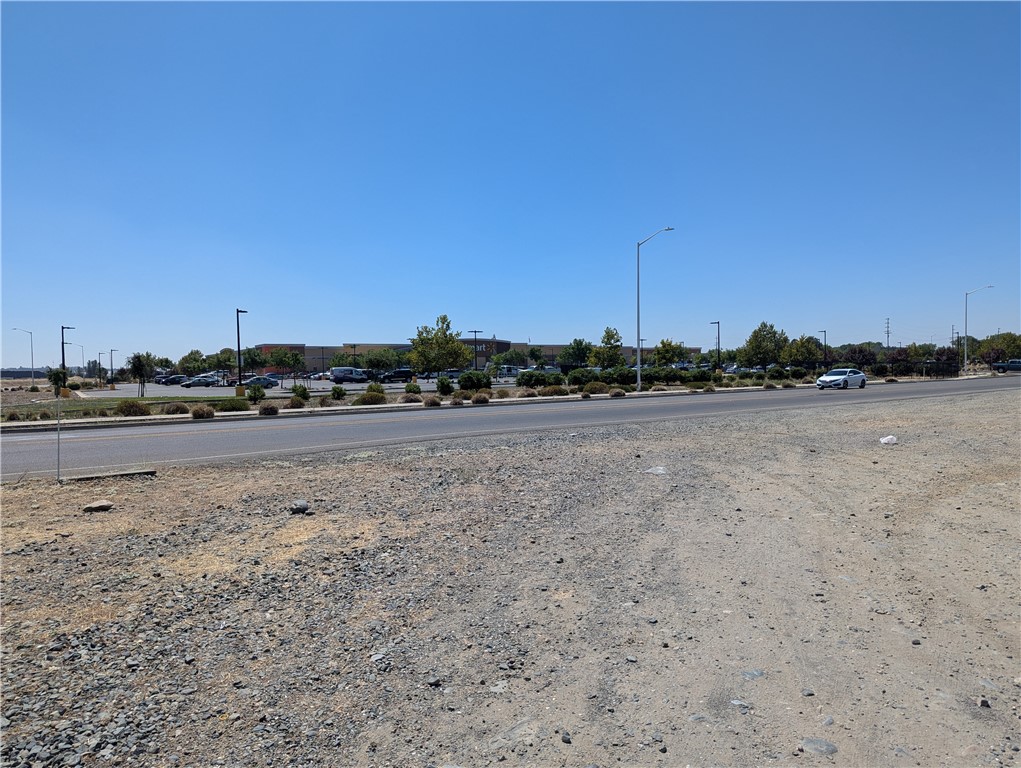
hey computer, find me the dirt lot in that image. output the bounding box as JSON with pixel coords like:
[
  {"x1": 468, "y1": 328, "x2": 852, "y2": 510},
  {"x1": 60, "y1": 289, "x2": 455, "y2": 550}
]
[{"x1": 1, "y1": 387, "x2": 1018, "y2": 767}]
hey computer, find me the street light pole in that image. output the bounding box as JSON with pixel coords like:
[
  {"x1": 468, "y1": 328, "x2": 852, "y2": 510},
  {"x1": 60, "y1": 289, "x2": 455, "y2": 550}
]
[
  {"x1": 468, "y1": 330, "x2": 482, "y2": 370},
  {"x1": 74, "y1": 343, "x2": 85, "y2": 376},
  {"x1": 236, "y1": 308, "x2": 248, "y2": 385},
  {"x1": 109, "y1": 349, "x2": 118, "y2": 385},
  {"x1": 710, "y1": 321, "x2": 720, "y2": 372},
  {"x1": 12, "y1": 328, "x2": 34, "y2": 386},
  {"x1": 636, "y1": 227, "x2": 674, "y2": 392},
  {"x1": 60, "y1": 325, "x2": 75, "y2": 375},
  {"x1": 98, "y1": 351, "x2": 105, "y2": 386},
  {"x1": 818, "y1": 330, "x2": 827, "y2": 368},
  {"x1": 964, "y1": 285, "x2": 993, "y2": 374}
]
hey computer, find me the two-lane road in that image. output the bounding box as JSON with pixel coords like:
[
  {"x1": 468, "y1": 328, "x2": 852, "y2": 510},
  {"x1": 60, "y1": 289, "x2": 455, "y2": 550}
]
[{"x1": 2, "y1": 377, "x2": 1016, "y2": 480}]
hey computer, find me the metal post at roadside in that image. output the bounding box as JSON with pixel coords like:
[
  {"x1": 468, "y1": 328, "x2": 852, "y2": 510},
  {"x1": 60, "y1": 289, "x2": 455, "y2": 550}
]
[
  {"x1": 635, "y1": 227, "x2": 673, "y2": 392},
  {"x1": 469, "y1": 330, "x2": 482, "y2": 370},
  {"x1": 12, "y1": 328, "x2": 35, "y2": 386}
]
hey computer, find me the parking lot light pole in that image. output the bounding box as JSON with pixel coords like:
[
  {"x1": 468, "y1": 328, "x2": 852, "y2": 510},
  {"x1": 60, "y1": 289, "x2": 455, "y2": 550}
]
[
  {"x1": 73, "y1": 343, "x2": 85, "y2": 376},
  {"x1": 819, "y1": 330, "x2": 827, "y2": 368},
  {"x1": 710, "y1": 321, "x2": 720, "y2": 372},
  {"x1": 468, "y1": 330, "x2": 482, "y2": 370},
  {"x1": 109, "y1": 349, "x2": 118, "y2": 386},
  {"x1": 12, "y1": 328, "x2": 34, "y2": 386},
  {"x1": 98, "y1": 351, "x2": 105, "y2": 386},
  {"x1": 236, "y1": 309, "x2": 248, "y2": 390},
  {"x1": 636, "y1": 227, "x2": 674, "y2": 392},
  {"x1": 60, "y1": 326, "x2": 75, "y2": 375},
  {"x1": 964, "y1": 286, "x2": 993, "y2": 373}
]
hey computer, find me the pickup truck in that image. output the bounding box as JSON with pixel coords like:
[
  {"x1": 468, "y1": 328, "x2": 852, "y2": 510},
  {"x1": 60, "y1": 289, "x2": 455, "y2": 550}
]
[{"x1": 992, "y1": 360, "x2": 1021, "y2": 373}]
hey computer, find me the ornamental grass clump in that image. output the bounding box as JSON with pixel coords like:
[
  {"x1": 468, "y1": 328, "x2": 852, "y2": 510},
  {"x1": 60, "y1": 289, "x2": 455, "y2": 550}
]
[
  {"x1": 763, "y1": 381, "x2": 778, "y2": 389},
  {"x1": 518, "y1": 388, "x2": 538, "y2": 398},
  {"x1": 354, "y1": 391, "x2": 387, "y2": 406},
  {"x1": 115, "y1": 400, "x2": 151, "y2": 417},
  {"x1": 259, "y1": 403, "x2": 279, "y2": 416},
  {"x1": 470, "y1": 392, "x2": 490, "y2": 405},
  {"x1": 162, "y1": 402, "x2": 189, "y2": 415},
  {"x1": 494, "y1": 388, "x2": 510, "y2": 399},
  {"x1": 781, "y1": 380, "x2": 796, "y2": 388},
  {"x1": 538, "y1": 385, "x2": 568, "y2": 397},
  {"x1": 318, "y1": 395, "x2": 334, "y2": 408},
  {"x1": 582, "y1": 381, "x2": 610, "y2": 395},
  {"x1": 191, "y1": 404, "x2": 214, "y2": 419},
  {"x1": 449, "y1": 393, "x2": 465, "y2": 406},
  {"x1": 608, "y1": 388, "x2": 626, "y2": 398},
  {"x1": 398, "y1": 393, "x2": 423, "y2": 404},
  {"x1": 423, "y1": 395, "x2": 441, "y2": 407},
  {"x1": 287, "y1": 395, "x2": 306, "y2": 409}
]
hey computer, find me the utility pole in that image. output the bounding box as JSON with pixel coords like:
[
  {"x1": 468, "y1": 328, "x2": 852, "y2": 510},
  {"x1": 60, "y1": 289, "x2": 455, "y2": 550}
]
[{"x1": 885, "y1": 318, "x2": 891, "y2": 350}]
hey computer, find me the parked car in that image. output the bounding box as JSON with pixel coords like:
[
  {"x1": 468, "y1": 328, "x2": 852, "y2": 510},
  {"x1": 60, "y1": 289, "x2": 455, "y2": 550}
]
[
  {"x1": 330, "y1": 366, "x2": 368, "y2": 383},
  {"x1": 379, "y1": 368, "x2": 416, "y2": 383},
  {"x1": 242, "y1": 376, "x2": 279, "y2": 389},
  {"x1": 162, "y1": 374, "x2": 188, "y2": 385},
  {"x1": 992, "y1": 359, "x2": 1021, "y2": 373},
  {"x1": 816, "y1": 368, "x2": 867, "y2": 389},
  {"x1": 182, "y1": 375, "x2": 219, "y2": 388}
]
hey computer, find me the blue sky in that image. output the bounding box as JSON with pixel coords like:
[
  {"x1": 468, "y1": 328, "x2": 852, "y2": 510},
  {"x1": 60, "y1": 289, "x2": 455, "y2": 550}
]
[{"x1": 3, "y1": 1, "x2": 1018, "y2": 368}]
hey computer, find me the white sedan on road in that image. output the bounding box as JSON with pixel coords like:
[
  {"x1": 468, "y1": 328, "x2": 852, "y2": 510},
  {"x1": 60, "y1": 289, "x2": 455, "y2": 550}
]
[{"x1": 816, "y1": 368, "x2": 867, "y2": 389}]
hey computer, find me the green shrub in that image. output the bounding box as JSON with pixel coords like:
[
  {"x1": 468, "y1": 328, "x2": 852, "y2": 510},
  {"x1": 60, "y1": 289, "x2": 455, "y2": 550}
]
[
  {"x1": 191, "y1": 405, "x2": 214, "y2": 419},
  {"x1": 458, "y1": 370, "x2": 492, "y2": 391},
  {"x1": 599, "y1": 366, "x2": 636, "y2": 387},
  {"x1": 518, "y1": 388, "x2": 538, "y2": 398},
  {"x1": 287, "y1": 395, "x2": 306, "y2": 409},
  {"x1": 366, "y1": 382, "x2": 385, "y2": 395},
  {"x1": 354, "y1": 391, "x2": 387, "y2": 406},
  {"x1": 752, "y1": 372, "x2": 766, "y2": 382},
  {"x1": 246, "y1": 384, "x2": 266, "y2": 404},
  {"x1": 608, "y1": 388, "x2": 626, "y2": 398},
  {"x1": 516, "y1": 370, "x2": 546, "y2": 389},
  {"x1": 404, "y1": 382, "x2": 422, "y2": 395},
  {"x1": 290, "y1": 384, "x2": 310, "y2": 401},
  {"x1": 767, "y1": 365, "x2": 786, "y2": 380},
  {"x1": 398, "y1": 393, "x2": 423, "y2": 404},
  {"x1": 583, "y1": 380, "x2": 610, "y2": 395},
  {"x1": 717, "y1": 380, "x2": 733, "y2": 388},
  {"x1": 259, "y1": 403, "x2": 279, "y2": 416},
  {"x1": 494, "y1": 388, "x2": 510, "y2": 399},
  {"x1": 685, "y1": 382, "x2": 702, "y2": 390},
  {"x1": 872, "y1": 363, "x2": 889, "y2": 377},
  {"x1": 115, "y1": 400, "x2": 151, "y2": 417},
  {"x1": 215, "y1": 398, "x2": 250, "y2": 412},
  {"x1": 788, "y1": 367, "x2": 807, "y2": 380},
  {"x1": 885, "y1": 377, "x2": 898, "y2": 383},
  {"x1": 538, "y1": 385, "x2": 568, "y2": 397},
  {"x1": 436, "y1": 377, "x2": 454, "y2": 396},
  {"x1": 471, "y1": 392, "x2": 490, "y2": 405},
  {"x1": 580, "y1": 391, "x2": 591, "y2": 399},
  {"x1": 6, "y1": 412, "x2": 21, "y2": 422},
  {"x1": 28, "y1": 385, "x2": 39, "y2": 393},
  {"x1": 423, "y1": 395, "x2": 441, "y2": 407},
  {"x1": 97, "y1": 409, "x2": 108, "y2": 417},
  {"x1": 68, "y1": 381, "x2": 81, "y2": 390},
  {"x1": 162, "y1": 402, "x2": 189, "y2": 415},
  {"x1": 566, "y1": 368, "x2": 600, "y2": 386},
  {"x1": 331, "y1": 385, "x2": 347, "y2": 400}
]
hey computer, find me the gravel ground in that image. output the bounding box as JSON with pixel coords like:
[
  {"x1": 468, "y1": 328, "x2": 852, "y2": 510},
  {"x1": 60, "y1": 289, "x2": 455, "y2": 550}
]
[{"x1": 2, "y1": 388, "x2": 1018, "y2": 767}]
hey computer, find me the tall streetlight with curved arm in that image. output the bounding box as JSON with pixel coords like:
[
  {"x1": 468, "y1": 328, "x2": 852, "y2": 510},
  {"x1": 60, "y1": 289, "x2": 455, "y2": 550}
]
[
  {"x1": 636, "y1": 227, "x2": 674, "y2": 392},
  {"x1": 964, "y1": 286, "x2": 992, "y2": 373},
  {"x1": 12, "y1": 328, "x2": 34, "y2": 386}
]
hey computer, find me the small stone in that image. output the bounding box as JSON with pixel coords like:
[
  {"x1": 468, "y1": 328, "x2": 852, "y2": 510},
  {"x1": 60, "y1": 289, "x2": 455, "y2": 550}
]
[
  {"x1": 802, "y1": 688, "x2": 815, "y2": 697},
  {"x1": 426, "y1": 675, "x2": 442, "y2": 687},
  {"x1": 561, "y1": 731, "x2": 572, "y2": 744},
  {"x1": 801, "y1": 738, "x2": 838, "y2": 755},
  {"x1": 911, "y1": 639, "x2": 921, "y2": 646},
  {"x1": 83, "y1": 500, "x2": 114, "y2": 513},
  {"x1": 979, "y1": 698, "x2": 991, "y2": 708},
  {"x1": 625, "y1": 656, "x2": 637, "y2": 663},
  {"x1": 289, "y1": 500, "x2": 311, "y2": 515}
]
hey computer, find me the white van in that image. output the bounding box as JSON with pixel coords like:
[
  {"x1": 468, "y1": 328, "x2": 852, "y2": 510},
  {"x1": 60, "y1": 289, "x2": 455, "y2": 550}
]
[{"x1": 330, "y1": 367, "x2": 368, "y2": 384}]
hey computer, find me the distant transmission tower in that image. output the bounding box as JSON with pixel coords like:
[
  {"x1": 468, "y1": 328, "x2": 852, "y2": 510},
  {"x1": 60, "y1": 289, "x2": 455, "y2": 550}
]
[{"x1": 885, "y1": 318, "x2": 891, "y2": 349}]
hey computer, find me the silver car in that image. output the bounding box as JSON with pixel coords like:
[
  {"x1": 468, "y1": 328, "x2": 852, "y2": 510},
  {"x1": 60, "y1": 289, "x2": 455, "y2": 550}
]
[{"x1": 816, "y1": 368, "x2": 867, "y2": 389}]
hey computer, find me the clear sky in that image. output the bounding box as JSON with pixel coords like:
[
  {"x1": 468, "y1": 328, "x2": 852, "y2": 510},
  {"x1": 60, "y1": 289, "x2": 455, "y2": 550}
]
[{"x1": 2, "y1": 1, "x2": 1019, "y2": 369}]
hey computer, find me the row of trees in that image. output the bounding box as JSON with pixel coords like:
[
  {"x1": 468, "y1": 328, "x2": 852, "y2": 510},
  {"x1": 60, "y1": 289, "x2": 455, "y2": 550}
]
[{"x1": 78, "y1": 319, "x2": 1020, "y2": 389}]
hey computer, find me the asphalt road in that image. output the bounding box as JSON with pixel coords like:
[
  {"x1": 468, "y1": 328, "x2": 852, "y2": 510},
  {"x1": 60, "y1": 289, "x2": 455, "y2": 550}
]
[{"x1": 2, "y1": 377, "x2": 1016, "y2": 481}]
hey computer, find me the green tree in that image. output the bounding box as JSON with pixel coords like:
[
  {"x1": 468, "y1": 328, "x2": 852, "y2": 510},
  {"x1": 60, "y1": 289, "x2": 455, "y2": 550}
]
[
  {"x1": 178, "y1": 349, "x2": 206, "y2": 376},
  {"x1": 408, "y1": 314, "x2": 473, "y2": 375},
  {"x1": 782, "y1": 335, "x2": 823, "y2": 368},
  {"x1": 329, "y1": 352, "x2": 354, "y2": 368},
  {"x1": 528, "y1": 346, "x2": 545, "y2": 366},
  {"x1": 241, "y1": 347, "x2": 268, "y2": 377},
  {"x1": 651, "y1": 338, "x2": 685, "y2": 366},
  {"x1": 270, "y1": 347, "x2": 305, "y2": 384},
  {"x1": 556, "y1": 338, "x2": 594, "y2": 368},
  {"x1": 205, "y1": 347, "x2": 236, "y2": 376},
  {"x1": 362, "y1": 347, "x2": 403, "y2": 373},
  {"x1": 978, "y1": 332, "x2": 1021, "y2": 362},
  {"x1": 738, "y1": 322, "x2": 789, "y2": 369},
  {"x1": 128, "y1": 352, "x2": 158, "y2": 396},
  {"x1": 841, "y1": 343, "x2": 878, "y2": 370},
  {"x1": 47, "y1": 367, "x2": 68, "y2": 395},
  {"x1": 590, "y1": 327, "x2": 627, "y2": 369},
  {"x1": 499, "y1": 349, "x2": 529, "y2": 367}
]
